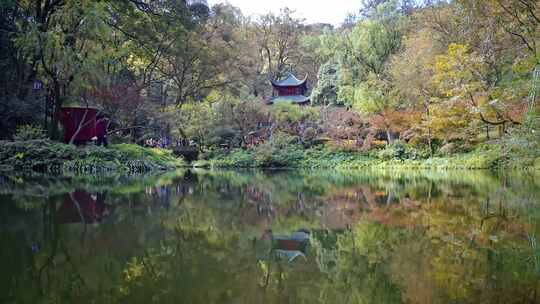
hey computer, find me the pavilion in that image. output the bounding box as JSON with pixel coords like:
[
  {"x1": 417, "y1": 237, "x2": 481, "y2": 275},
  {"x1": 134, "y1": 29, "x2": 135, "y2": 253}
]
[{"x1": 268, "y1": 73, "x2": 310, "y2": 105}]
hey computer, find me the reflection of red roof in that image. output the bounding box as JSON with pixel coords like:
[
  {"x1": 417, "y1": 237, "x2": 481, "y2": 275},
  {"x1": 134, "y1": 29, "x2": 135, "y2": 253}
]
[
  {"x1": 276, "y1": 239, "x2": 304, "y2": 251},
  {"x1": 56, "y1": 190, "x2": 106, "y2": 224}
]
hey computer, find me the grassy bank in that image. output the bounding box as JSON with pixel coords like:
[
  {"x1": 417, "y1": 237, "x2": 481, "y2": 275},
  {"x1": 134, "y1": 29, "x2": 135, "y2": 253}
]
[
  {"x1": 0, "y1": 140, "x2": 185, "y2": 173},
  {"x1": 1, "y1": 139, "x2": 537, "y2": 173},
  {"x1": 195, "y1": 144, "x2": 540, "y2": 170}
]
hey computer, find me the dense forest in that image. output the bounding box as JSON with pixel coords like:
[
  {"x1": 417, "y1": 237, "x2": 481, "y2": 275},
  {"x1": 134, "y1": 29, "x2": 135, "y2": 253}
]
[{"x1": 1, "y1": 0, "x2": 539, "y2": 169}]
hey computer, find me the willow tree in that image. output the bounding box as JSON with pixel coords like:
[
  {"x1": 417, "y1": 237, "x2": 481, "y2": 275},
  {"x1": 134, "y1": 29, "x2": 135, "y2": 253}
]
[
  {"x1": 7, "y1": 1, "x2": 117, "y2": 138},
  {"x1": 339, "y1": 1, "x2": 406, "y2": 143}
]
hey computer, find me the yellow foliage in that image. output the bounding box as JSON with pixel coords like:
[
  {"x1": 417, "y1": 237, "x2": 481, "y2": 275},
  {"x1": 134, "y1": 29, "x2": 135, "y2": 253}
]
[
  {"x1": 124, "y1": 258, "x2": 145, "y2": 282},
  {"x1": 372, "y1": 140, "x2": 387, "y2": 148},
  {"x1": 432, "y1": 43, "x2": 487, "y2": 100},
  {"x1": 127, "y1": 54, "x2": 149, "y2": 71},
  {"x1": 428, "y1": 100, "x2": 479, "y2": 142}
]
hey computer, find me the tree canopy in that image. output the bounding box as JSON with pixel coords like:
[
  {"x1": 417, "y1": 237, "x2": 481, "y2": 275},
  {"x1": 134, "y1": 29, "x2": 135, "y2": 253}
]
[{"x1": 0, "y1": 0, "x2": 538, "y2": 159}]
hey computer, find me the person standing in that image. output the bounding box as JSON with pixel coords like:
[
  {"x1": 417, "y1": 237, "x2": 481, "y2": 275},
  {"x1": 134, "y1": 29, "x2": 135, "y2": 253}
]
[{"x1": 95, "y1": 114, "x2": 109, "y2": 147}]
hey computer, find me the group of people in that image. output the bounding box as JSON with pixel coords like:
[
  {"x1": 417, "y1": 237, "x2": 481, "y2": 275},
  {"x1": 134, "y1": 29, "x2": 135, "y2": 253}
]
[
  {"x1": 144, "y1": 137, "x2": 196, "y2": 148},
  {"x1": 144, "y1": 137, "x2": 171, "y2": 148},
  {"x1": 94, "y1": 112, "x2": 199, "y2": 150}
]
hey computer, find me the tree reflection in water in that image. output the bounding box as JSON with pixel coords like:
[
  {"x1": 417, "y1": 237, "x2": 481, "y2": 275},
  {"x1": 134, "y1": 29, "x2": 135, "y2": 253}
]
[{"x1": 0, "y1": 169, "x2": 539, "y2": 303}]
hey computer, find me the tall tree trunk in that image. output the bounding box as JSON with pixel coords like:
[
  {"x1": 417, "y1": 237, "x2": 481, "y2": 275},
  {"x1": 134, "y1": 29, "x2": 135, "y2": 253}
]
[
  {"x1": 49, "y1": 80, "x2": 62, "y2": 140},
  {"x1": 427, "y1": 133, "x2": 433, "y2": 157},
  {"x1": 386, "y1": 130, "x2": 395, "y2": 145},
  {"x1": 498, "y1": 122, "x2": 505, "y2": 138},
  {"x1": 68, "y1": 108, "x2": 90, "y2": 145},
  {"x1": 424, "y1": 99, "x2": 433, "y2": 157}
]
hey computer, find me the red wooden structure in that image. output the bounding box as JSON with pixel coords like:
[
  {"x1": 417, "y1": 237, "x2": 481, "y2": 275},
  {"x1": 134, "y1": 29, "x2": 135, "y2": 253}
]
[{"x1": 61, "y1": 107, "x2": 98, "y2": 144}]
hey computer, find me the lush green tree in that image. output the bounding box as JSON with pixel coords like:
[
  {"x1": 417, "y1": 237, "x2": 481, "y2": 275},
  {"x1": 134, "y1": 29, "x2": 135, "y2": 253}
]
[
  {"x1": 341, "y1": 1, "x2": 405, "y2": 79},
  {"x1": 310, "y1": 60, "x2": 342, "y2": 105},
  {"x1": 256, "y1": 8, "x2": 305, "y2": 80}
]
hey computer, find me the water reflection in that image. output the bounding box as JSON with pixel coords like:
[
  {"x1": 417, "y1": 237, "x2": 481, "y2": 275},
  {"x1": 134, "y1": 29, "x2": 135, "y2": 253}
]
[
  {"x1": 258, "y1": 229, "x2": 311, "y2": 263},
  {"x1": 57, "y1": 191, "x2": 108, "y2": 224},
  {"x1": 0, "y1": 169, "x2": 539, "y2": 303}
]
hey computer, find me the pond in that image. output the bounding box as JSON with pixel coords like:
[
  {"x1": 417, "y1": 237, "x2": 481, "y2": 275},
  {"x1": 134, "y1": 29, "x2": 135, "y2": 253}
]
[{"x1": 1, "y1": 169, "x2": 539, "y2": 303}]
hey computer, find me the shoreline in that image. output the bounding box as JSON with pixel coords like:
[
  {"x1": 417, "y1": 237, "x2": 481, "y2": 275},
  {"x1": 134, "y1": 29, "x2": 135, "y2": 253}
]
[
  {"x1": 193, "y1": 147, "x2": 540, "y2": 171},
  {"x1": 1, "y1": 140, "x2": 538, "y2": 174}
]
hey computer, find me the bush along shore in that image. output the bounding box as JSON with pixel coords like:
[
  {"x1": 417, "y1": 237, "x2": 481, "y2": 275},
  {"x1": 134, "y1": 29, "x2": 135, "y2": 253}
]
[
  {"x1": 2, "y1": 136, "x2": 538, "y2": 173},
  {"x1": 194, "y1": 139, "x2": 540, "y2": 170},
  {"x1": 0, "y1": 140, "x2": 185, "y2": 173}
]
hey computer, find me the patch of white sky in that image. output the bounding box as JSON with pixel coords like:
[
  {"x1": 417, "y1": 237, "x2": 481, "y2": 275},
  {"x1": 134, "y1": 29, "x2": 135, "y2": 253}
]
[{"x1": 206, "y1": 0, "x2": 363, "y2": 26}]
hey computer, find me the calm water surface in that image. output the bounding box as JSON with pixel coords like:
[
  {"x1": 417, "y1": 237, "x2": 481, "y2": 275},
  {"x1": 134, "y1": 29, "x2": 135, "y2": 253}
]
[{"x1": 1, "y1": 169, "x2": 540, "y2": 303}]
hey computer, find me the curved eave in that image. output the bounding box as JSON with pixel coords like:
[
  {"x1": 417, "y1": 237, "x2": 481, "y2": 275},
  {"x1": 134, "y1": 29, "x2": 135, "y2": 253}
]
[{"x1": 270, "y1": 74, "x2": 308, "y2": 87}]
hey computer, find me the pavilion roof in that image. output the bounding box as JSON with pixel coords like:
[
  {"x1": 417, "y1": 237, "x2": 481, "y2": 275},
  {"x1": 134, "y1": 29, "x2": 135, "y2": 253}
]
[{"x1": 271, "y1": 73, "x2": 307, "y2": 87}]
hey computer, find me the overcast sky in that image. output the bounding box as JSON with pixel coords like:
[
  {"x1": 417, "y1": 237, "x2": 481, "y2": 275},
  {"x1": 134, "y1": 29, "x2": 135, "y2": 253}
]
[{"x1": 206, "y1": 0, "x2": 362, "y2": 26}]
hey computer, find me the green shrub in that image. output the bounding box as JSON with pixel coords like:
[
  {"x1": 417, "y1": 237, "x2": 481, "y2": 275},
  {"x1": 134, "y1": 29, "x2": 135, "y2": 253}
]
[
  {"x1": 374, "y1": 141, "x2": 432, "y2": 161},
  {"x1": 13, "y1": 125, "x2": 46, "y2": 141},
  {"x1": 301, "y1": 126, "x2": 319, "y2": 146},
  {"x1": 227, "y1": 149, "x2": 256, "y2": 167},
  {"x1": 269, "y1": 103, "x2": 319, "y2": 126},
  {"x1": 500, "y1": 131, "x2": 540, "y2": 167},
  {"x1": 253, "y1": 132, "x2": 304, "y2": 167},
  {"x1": 298, "y1": 146, "x2": 374, "y2": 169},
  {"x1": 199, "y1": 148, "x2": 226, "y2": 161},
  {"x1": 0, "y1": 140, "x2": 184, "y2": 172},
  {"x1": 204, "y1": 133, "x2": 307, "y2": 168},
  {"x1": 207, "y1": 126, "x2": 240, "y2": 147},
  {"x1": 201, "y1": 148, "x2": 256, "y2": 168},
  {"x1": 438, "y1": 140, "x2": 473, "y2": 156},
  {"x1": 377, "y1": 141, "x2": 406, "y2": 160}
]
